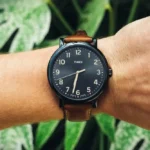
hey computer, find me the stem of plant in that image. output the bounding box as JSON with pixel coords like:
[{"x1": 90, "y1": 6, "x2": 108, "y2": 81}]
[
  {"x1": 46, "y1": 0, "x2": 74, "y2": 34},
  {"x1": 72, "y1": 0, "x2": 82, "y2": 16},
  {"x1": 106, "y1": 4, "x2": 115, "y2": 36},
  {"x1": 127, "y1": 0, "x2": 140, "y2": 24},
  {"x1": 113, "y1": 0, "x2": 119, "y2": 32},
  {"x1": 100, "y1": 131, "x2": 104, "y2": 150}
]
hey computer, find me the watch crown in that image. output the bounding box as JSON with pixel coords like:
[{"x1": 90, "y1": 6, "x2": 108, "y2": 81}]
[{"x1": 108, "y1": 68, "x2": 112, "y2": 77}]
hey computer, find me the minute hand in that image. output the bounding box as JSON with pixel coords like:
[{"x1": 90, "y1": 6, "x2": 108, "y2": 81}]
[
  {"x1": 55, "y1": 69, "x2": 86, "y2": 80},
  {"x1": 72, "y1": 72, "x2": 79, "y2": 94}
]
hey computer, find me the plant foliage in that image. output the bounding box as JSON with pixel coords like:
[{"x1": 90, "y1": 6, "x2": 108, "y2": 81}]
[
  {"x1": 0, "y1": 125, "x2": 33, "y2": 150},
  {"x1": 77, "y1": 0, "x2": 108, "y2": 36},
  {"x1": 111, "y1": 121, "x2": 150, "y2": 150},
  {"x1": 65, "y1": 121, "x2": 86, "y2": 150},
  {"x1": 0, "y1": 0, "x2": 50, "y2": 52},
  {"x1": 95, "y1": 114, "x2": 115, "y2": 142},
  {"x1": 35, "y1": 120, "x2": 59, "y2": 149}
]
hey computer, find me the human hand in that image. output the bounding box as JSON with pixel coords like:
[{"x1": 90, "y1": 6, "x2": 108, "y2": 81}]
[{"x1": 96, "y1": 17, "x2": 150, "y2": 129}]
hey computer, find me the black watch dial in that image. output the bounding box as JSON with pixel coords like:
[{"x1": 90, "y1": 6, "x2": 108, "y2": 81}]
[{"x1": 48, "y1": 44, "x2": 108, "y2": 102}]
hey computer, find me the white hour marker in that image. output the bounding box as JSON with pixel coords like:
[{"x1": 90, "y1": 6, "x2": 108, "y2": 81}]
[
  {"x1": 76, "y1": 90, "x2": 80, "y2": 95},
  {"x1": 97, "y1": 69, "x2": 101, "y2": 75},
  {"x1": 88, "y1": 52, "x2": 90, "y2": 58},
  {"x1": 59, "y1": 59, "x2": 65, "y2": 65},
  {"x1": 76, "y1": 50, "x2": 81, "y2": 55},
  {"x1": 94, "y1": 79, "x2": 98, "y2": 85},
  {"x1": 59, "y1": 79, "x2": 63, "y2": 85},
  {"x1": 66, "y1": 87, "x2": 70, "y2": 92},
  {"x1": 94, "y1": 59, "x2": 99, "y2": 65},
  {"x1": 66, "y1": 53, "x2": 70, "y2": 58},
  {"x1": 56, "y1": 69, "x2": 60, "y2": 75},
  {"x1": 87, "y1": 87, "x2": 91, "y2": 93}
]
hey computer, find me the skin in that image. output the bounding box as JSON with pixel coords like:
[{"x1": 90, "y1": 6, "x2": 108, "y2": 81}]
[{"x1": 0, "y1": 17, "x2": 149, "y2": 130}]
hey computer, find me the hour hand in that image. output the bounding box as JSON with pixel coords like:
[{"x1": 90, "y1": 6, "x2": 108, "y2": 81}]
[{"x1": 77, "y1": 69, "x2": 86, "y2": 74}]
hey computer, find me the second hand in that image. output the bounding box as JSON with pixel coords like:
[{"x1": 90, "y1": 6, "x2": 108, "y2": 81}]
[{"x1": 55, "y1": 69, "x2": 86, "y2": 80}]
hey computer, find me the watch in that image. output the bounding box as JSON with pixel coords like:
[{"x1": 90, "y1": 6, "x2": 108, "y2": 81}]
[{"x1": 47, "y1": 30, "x2": 112, "y2": 121}]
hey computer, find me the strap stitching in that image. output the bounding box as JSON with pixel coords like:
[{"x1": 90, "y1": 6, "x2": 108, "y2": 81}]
[
  {"x1": 87, "y1": 108, "x2": 92, "y2": 118},
  {"x1": 65, "y1": 109, "x2": 69, "y2": 120}
]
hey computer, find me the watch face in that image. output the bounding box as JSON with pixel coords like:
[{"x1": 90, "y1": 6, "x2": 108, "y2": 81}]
[{"x1": 48, "y1": 43, "x2": 108, "y2": 102}]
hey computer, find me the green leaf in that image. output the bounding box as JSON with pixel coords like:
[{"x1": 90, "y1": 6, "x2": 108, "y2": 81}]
[
  {"x1": 35, "y1": 120, "x2": 59, "y2": 150},
  {"x1": 0, "y1": 124, "x2": 33, "y2": 150},
  {"x1": 95, "y1": 113, "x2": 115, "y2": 142},
  {"x1": 0, "y1": 0, "x2": 51, "y2": 52},
  {"x1": 38, "y1": 39, "x2": 59, "y2": 48},
  {"x1": 15, "y1": 125, "x2": 33, "y2": 150},
  {"x1": 36, "y1": 36, "x2": 66, "y2": 48},
  {"x1": 78, "y1": 0, "x2": 108, "y2": 36},
  {"x1": 110, "y1": 121, "x2": 150, "y2": 150},
  {"x1": 37, "y1": 39, "x2": 59, "y2": 48},
  {"x1": 65, "y1": 121, "x2": 86, "y2": 150}
]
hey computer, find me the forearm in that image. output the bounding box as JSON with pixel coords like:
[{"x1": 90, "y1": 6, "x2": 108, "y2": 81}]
[
  {"x1": 0, "y1": 46, "x2": 63, "y2": 129},
  {"x1": 0, "y1": 37, "x2": 116, "y2": 129},
  {"x1": 1, "y1": 25, "x2": 149, "y2": 130}
]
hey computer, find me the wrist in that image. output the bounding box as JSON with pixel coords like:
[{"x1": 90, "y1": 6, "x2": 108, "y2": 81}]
[
  {"x1": 92, "y1": 36, "x2": 121, "y2": 116},
  {"x1": 40, "y1": 37, "x2": 124, "y2": 120},
  {"x1": 41, "y1": 36, "x2": 123, "y2": 120},
  {"x1": 0, "y1": 47, "x2": 65, "y2": 129},
  {"x1": 35, "y1": 47, "x2": 64, "y2": 120}
]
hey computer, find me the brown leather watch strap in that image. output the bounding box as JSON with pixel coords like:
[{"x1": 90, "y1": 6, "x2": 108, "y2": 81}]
[
  {"x1": 63, "y1": 30, "x2": 93, "y2": 121},
  {"x1": 64, "y1": 103, "x2": 92, "y2": 121},
  {"x1": 64, "y1": 30, "x2": 93, "y2": 43}
]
